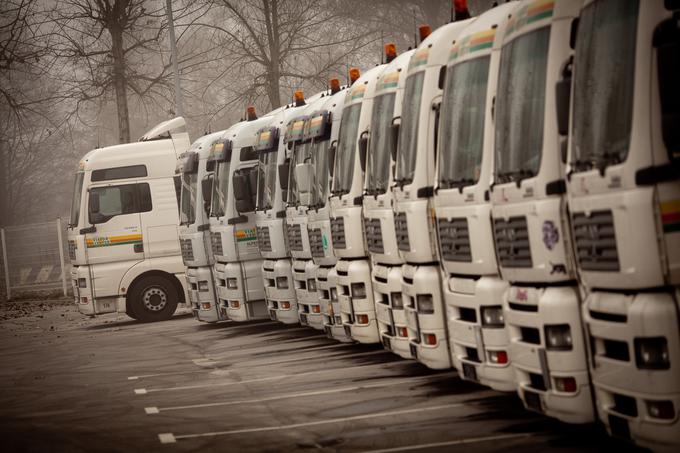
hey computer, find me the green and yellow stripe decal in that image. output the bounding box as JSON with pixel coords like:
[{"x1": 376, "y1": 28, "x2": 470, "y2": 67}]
[
  {"x1": 378, "y1": 72, "x2": 400, "y2": 92},
  {"x1": 506, "y1": 0, "x2": 554, "y2": 36},
  {"x1": 409, "y1": 48, "x2": 429, "y2": 69},
  {"x1": 236, "y1": 228, "x2": 257, "y2": 243},
  {"x1": 661, "y1": 200, "x2": 680, "y2": 233},
  {"x1": 86, "y1": 234, "x2": 143, "y2": 248},
  {"x1": 450, "y1": 29, "x2": 496, "y2": 61}
]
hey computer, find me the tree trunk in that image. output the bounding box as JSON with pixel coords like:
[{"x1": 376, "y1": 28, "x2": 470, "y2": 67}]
[
  {"x1": 263, "y1": 0, "x2": 282, "y2": 109},
  {"x1": 0, "y1": 143, "x2": 8, "y2": 226},
  {"x1": 110, "y1": 26, "x2": 131, "y2": 143}
]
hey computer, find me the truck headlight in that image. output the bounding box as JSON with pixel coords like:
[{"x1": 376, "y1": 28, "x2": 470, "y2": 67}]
[
  {"x1": 647, "y1": 400, "x2": 675, "y2": 419},
  {"x1": 78, "y1": 278, "x2": 87, "y2": 288},
  {"x1": 351, "y1": 283, "x2": 366, "y2": 299},
  {"x1": 391, "y1": 292, "x2": 403, "y2": 309},
  {"x1": 307, "y1": 279, "x2": 317, "y2": 292},
  {"x1": 417, "y1": 295, "x2": 434, "y2": 314},
  {"x1": 635, "y1": 337, "x2": 670, "y2": 370},
  {"x1": 276, "y1": 277, "x2": 288, "y2": 289},
  {"x1": 481, "y1": 306, "x2": 504, "y2": 328},
  {"x1": 545, "y1": 324, "x2": 573, "y2": 351},
  {"x1": 198, "y1": 281, "x2": 210, "y2": 292},
  {"x1": 227, "y1": 278, "x2": 238, "y2": 289}
]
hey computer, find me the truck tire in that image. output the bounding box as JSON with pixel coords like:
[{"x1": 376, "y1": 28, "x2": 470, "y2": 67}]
[{"x1": 128, "y1": 275, "x2": 179, "y2": 322}]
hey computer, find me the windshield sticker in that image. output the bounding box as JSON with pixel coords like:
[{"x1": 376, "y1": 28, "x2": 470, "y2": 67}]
[
  {"x1": 349, "y1": 84, "x2": 366, "y2": 102},
  {"x1": 506, "y1": 0, "x2": 554, "y2": 36},
  {"x1": 235, "y1": 228, "x2": 257, "y2": 242},
  {"x1": 661, "y1": 200, "x2": 680, "y2": 233},
  {"x1": 309, "y1": 115, "x2": 324, "y2": 137},
  {"x1": 86, "y1": 234, "x2": 143, "y2": 248},
  {"x1": 288, "y1": 120, "x2": 305, "y2": 141},
  {"x1": 378, "y1": 72, "x2": 400, "y2": 92},
  {"x1": 410, "y1": 48, "x2": 429, "y2": 69},
  {"x1": 450, "y1": 29, "x2": 496, "y2": 61}
]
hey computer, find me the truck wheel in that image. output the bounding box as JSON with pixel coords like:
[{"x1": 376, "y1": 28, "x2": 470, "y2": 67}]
[{"x1": 128, "y1": 275, "x2": 178, "y2": 322}]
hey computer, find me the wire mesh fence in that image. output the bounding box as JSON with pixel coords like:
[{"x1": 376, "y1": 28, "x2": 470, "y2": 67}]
[{"x1": 1, "y1": 218, "x2": 70, "y2": 301}]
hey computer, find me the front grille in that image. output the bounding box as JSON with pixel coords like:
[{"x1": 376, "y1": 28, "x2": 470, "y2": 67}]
[
  {"x1": 572, "y1": 210, "x2": 619, "y2": 271},
  {"x1": 257, "y1": 226, "x2": 272, "y2": 252},
  {"x1": 330, "y1": 217, "x2": 346, "y2": 249},
  {"x1": 210, "y1": 232, "x2": 223, "y2": 256},
  {"x1": 438, "y1": 217, "x2": 471, "y2": 262},
  {"x1": 287, "y1": 224, "x2": 303, "y2": 251},
  {"x1": 394, "y1": 212, "x2": 410, "y2": 252},
  {"x1": 180, "y1": 238, "x2": 194, "y2": 262},
  {"x1": 68, "y1": 240, "x2": 77, "y2": 261},
  {"x1": 308, "y1": 228, "x2": 325, "y2": 257},
  {"x1": 364, "y1": 218, "x2": 384, "y2": 254},
  {"x1": 494, "y1": 216, "x2": 532, "y2": 268}
]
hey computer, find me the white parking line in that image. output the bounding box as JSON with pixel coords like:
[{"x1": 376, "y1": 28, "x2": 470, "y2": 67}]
[
  {"x1": 144, "y1": 372, "x2": 457, "y2": 414},
  {"x1": 359, "y1": 433, "x2": 535, "y2": 453},
  {"x1": 158, "y1": 402, "x2": 467, "y2": 444},
  {"x1": 128, "y1": 369, "x2": 208, "y2": 381},
  {"x1": 135, "y1": 361, "x2": 407, "y2": 395}
]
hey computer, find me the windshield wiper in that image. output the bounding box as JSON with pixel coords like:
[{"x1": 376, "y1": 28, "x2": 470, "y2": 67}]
[
  {"x1": 496, "y1": 169, "x2": 535, "y2": 185},
  {"x1": 440, "y1": 178, "x2": 475, "y2": 190}
]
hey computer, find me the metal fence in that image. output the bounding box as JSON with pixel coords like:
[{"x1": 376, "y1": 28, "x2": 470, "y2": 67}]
[{"x1": 1, "y1": 218, "x2": 70, "y2": 300}]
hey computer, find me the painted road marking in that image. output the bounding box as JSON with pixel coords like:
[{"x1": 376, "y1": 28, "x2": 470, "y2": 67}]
[
  {"x1": 158, "y1": 402, "x2": 468, "y2": 444},
  {"x1": 360, "y1": 433, "x2": 536, "y2": 453},
  {"x1": 223, "y1": 348, "x2": 391, "y2": 369},
  {"x1": 128, "y1": 370, "x2": 208, "y2": 381},
  {"x1": 144, "y1": 372, "x2": 457, "y2": 415},
  {"x1": 135, "y1": 361, "x2": 406, "y2": 395}
]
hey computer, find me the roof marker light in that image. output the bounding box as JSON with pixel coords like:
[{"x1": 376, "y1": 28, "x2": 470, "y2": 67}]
[
  {"x1": 246, "y1": 106, "x2": 257, "y2": 121},
  {"x1": 349, "y1": 68, "x2": 361, "y2": 84},
  {"x1": 294, "y1": 90, "x2": 305, "y2": 106},
  {"x1": 330, "y1": 78, "x2": 341, "y2": 94},
  {"x1": 419, "y1": 25, "x2": 432, "y2": 42},
  {"x1": 385, "y1": 43, "x2": 397, "y2": 63}
]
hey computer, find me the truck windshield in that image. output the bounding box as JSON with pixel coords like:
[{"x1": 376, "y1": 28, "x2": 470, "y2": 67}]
[
  {"x1": 256, "y1": 150, "x2": 277, "y2": 211},
  {"x1": 69, "y1": 172, "x2": 85, "y2": 227},
  {"x1": 366, "y1": 93, "x2": 396, "y2": 195},
  {"x1": 396, "y1": 71, "x2": 425, "y2": 185},
  {"x1": 310, "y1": 139, "x2": 331, "y2": 208},
  {"x1": 288, "y1": 141, "x2": 311, "y2": 206},
  {"x1": 180, "y1": 172, "x2": 197, "y2": 225},
  {"x1": 211, "y1": 161, "x2": 230, "y2": 217},
  {"x1": 571, "y1": 0, "x2": 638, "y2": 172},
  {"x1": 332, "y1": 103, "x2": 362, "y2": 196},
  {"x1": 438, "y1": 57, "x2": 490, "y2": 189},
  {"x1": 495, "y1": 27, "x2": 550, "y2": 184}
]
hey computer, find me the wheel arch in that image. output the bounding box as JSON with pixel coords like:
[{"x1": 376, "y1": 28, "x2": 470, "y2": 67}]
[{"x1": 125, "y1": 270, "x2": 186, "y2": 312}]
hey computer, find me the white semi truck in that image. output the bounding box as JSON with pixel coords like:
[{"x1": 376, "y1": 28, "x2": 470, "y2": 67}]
[
  {"x1": 362, "y1": 46, "x2": 416, "y2": 358},
  {"x1": 435, "y1": 4, "x2": 516, "y2": 386},
  {"x1": 491, "y1": 0, "x2": 594, "y2": 423},
  {"x1": 560, "y1": 0, "x2": 680, "y2": 448},
  {"x1": 68, "y1": 118, "x2": 191, "y2": 322},
  {"x1": 255, "y1": 94, "x2": 320, "y2": 324},
  {"x1": 209, "y1": 109, "x2": 278, "y2": 321},
  {"x1": 393, "y1": 20, "x2": 472, "y2": 370},
  {"x1": 330, "y1": 65, "x2": 387, "y2": 344},
  {"x1": 178, "y1": 131, "x2": 226, "y2": 323}
]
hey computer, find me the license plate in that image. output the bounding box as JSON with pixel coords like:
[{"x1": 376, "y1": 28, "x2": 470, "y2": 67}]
[
  {"x1": 269, "y1": 310, "x2": 277, "y2": 320},
  {"x1": 344, "y1": 325, "x2": 352, "y2": 337},
  {"x1": 462, "y1": 363, "x2": 478, "y2": 382},
  {"x1": 409, "y1": 343, "x2": 418, "y2": 359},
  {"x1": 608, "y1": 414, "x2": 631, "y2": 440},
  {"x1": 300, "y1": 313, "x2": 308, "y2": 325},
  {"x1": 524, "y1": 390, "x2": 542, "y2": 413},
  {"x1": 382, "y1": 336, "x2": 391, "y2": 350}
]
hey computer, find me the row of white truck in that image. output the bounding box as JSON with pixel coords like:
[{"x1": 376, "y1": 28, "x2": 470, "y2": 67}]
[{"x1": 66, "y1": 0, "x2": 679, "y2": 449}]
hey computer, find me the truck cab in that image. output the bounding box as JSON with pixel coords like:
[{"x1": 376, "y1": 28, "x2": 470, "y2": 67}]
[
  {"x1": 362, "y1": 47, "x2": 415, "y2": 358},
  {"x1": 491, "y1": 0, "x2": 593, "y2": 423},
  {"x1": 178, "y1": 131, "x2": 226, "y2": 322},
  {"x1": 255, "y1": 96, "x2": 321, "y2": 324},
  {"x1": 330, "y1": 64, "x2": 387, "y2": 344},
  {"x1": 434, "y1": 5, "x2": 518, "y2": 384},
  {"x1": 67, "y1": 117, "x2": 190, "y2": 322},
  {"x1": 393, "y1": 19, "x2": 473, "y2": 370},
  {"x1": 563, "y1": 0, "x2": 680, "y2": 447},
  {"x1": 209, "y1": 111, "x2": 277, "y2": 321}
]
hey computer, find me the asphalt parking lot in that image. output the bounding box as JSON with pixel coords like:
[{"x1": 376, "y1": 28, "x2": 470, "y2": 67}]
[{"x1": 0, "y1": 300, "x2": 640, "y2": 452}]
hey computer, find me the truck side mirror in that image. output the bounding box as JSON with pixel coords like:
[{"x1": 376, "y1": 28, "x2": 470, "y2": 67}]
[
  {"x1": 655, "y1": 17, "x2": 680, "y2": 155},
  {"x1": 89, "y1": 191, "x2": 100, "y2": 214},
  {"x1": 569, "y1": 18, "x2": 579, "y2": 50},
  {"x1": 328, "y1": 142, "x2": 337, "y2": 177},
  {"x1": 278, "y1": 159, "x2": 290, "y2": 203},
  {"x1": 438, "y1": 66, "x2": 446, "y2": 90},
  {"x1": 555, "y1": 59, "x2": 572, "y2": 137},
  {"x1": 358, "y1": 131, "x2": 369, "y2": 172},
  {"x1": 248, "y1": 167, "x2": 258, "y2": 208},
  {"x1": 233, "y1": 171, "x2": 255, "y2": 213},
  {"x1": 201, "y1": 175, "x2": 213, "y2": 212},
  {"x1": 390, "y1": 118, "x2": 401, "y2": 162},
  {"x1": 295, "y1": 162, "x2": 313, "y2": 205}
]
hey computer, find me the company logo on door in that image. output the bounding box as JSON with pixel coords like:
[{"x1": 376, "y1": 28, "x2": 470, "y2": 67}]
[{"x1": 86, "y1": 234, "x2": 143, "y2": 248}]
